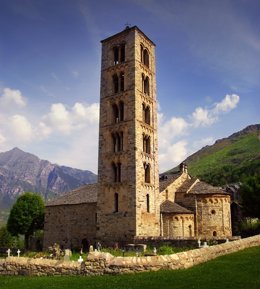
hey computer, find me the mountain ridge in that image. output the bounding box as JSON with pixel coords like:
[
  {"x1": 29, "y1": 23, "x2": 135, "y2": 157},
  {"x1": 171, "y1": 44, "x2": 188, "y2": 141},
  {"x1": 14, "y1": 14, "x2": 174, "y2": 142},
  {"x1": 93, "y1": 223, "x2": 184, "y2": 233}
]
[
  {"x1": 0, "y1": 147, "x2": 97, "y2": 209},
  {"x1": 167, "y1": 124, "x2": 260, "y2": 185}
]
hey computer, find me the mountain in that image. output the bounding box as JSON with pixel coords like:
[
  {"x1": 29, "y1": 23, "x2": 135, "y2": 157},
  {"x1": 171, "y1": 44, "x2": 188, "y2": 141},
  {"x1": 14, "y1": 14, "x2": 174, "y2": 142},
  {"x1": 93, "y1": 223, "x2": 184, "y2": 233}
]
[
  {"x1": 167, "y1": 124, "x2": 260, "y2": 186},
  {"x1": 0, "y1": 147, "x2": 97, "y2": 209}
]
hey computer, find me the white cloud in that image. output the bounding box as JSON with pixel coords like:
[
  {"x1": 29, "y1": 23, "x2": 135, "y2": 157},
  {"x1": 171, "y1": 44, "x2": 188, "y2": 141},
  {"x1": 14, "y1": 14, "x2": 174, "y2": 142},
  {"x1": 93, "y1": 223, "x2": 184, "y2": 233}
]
[
  {"x1": 159, "y1": 116, "x2": 188, "y2": 148},
  {"x1": 190, "y1": 94, "x2": 240, "y2": 128},
  {"x1": 42, "y1": 102, "x2": 99, "y2": 135},
  {"x1": 191, "y1": 107, "x2": 215, "y2": 127},
  {"x1": 158, "y1": 94, "x2": 240, "y2": 171},
  {"x1": 0, "y1": 88, "x2": 26, "y2": 108},
  {"x1": 213, "y1": 94, "x2": 240, "y2": 113},
  {"x1": 8, "y1": 115, "x2": 33, "y2": 141},
  {"x1": 159, "y1": 140, "x2": 188, "y2": 172}
]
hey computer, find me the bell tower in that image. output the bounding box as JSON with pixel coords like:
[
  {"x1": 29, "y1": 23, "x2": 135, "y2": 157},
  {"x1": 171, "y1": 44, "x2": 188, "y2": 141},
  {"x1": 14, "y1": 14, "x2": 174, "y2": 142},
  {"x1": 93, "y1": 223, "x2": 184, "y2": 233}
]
[{"x1": 97, "y1": 26, "x2": 160, "y2": 243}]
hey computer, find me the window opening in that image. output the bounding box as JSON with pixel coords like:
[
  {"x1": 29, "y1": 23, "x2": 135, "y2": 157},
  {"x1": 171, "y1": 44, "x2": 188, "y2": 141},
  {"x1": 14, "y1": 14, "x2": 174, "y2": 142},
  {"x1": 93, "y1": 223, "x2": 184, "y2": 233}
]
[
  {"x1": 120, "y1": 72, "x2": 124, "y2": 91},
  {"x1": 144, "y1": 76, "x2": 150, "y2": 95},
  {"x1": 120, "y1": 44, "x2": 125, "y2": 62},
  {"x1": 114, "y1": 193, "x2": 119, "y2": 212},
  {"x1": 112, "y1": 104, "x2": 119, "y2": 123},
  {"x1": 119, "y1": 101, "x2": 124, "y2": 121},
  {"x1": 143, "y1": 49, "x2": 149, "y2": 67},
  {"x1": 112, "y1": 162, "x2": 121, "y2": 182},
  {"x1": 146, "y1": 194, "x2": 150, "y2": 213},
  {"x1": 144, "y1": 163, "x2": 151, "y2": 183},
  {"x1": 143, "y1": 135, "x2": 151, "y2": 154},
  {"x1": 113, "y1": 47, "x2": 119, "y2": 65},
  {"x1": 113, "y1": 74, "x2": 119, "y2": 93}
]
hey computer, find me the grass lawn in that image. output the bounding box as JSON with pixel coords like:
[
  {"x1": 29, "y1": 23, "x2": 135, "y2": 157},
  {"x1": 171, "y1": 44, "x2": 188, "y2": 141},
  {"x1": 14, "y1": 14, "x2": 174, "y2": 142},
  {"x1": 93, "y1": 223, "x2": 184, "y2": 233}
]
[{"x1": 0, "y1": 246, "x2": 260, "y2": 289}]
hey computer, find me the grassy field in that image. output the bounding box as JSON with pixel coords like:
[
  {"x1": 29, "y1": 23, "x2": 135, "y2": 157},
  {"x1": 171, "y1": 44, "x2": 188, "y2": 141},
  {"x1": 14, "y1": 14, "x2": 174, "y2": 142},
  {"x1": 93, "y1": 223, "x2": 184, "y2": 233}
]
[{"x1": 0, "y1": 246, "x2": 259, "y2": 289}]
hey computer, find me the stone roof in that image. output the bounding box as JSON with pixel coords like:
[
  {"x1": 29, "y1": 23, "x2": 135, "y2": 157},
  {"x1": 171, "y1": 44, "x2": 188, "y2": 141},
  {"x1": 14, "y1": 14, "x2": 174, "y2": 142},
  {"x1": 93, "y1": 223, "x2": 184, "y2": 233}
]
[
  {"x1": 176, "y1": 178, "x2": 198, "y2": 193},
  {"x1": 160, "y1": 200, "x2": 193, "y2": 214},
  {"x1": 46, "y1": 183, "x2": 98, "y2": 207},
  {"x1": 159, "y1": 173, "x2": 181, "y2": 192},
  {"x1": 188, "y1": 181, "x2": 229, "y2": 195}
]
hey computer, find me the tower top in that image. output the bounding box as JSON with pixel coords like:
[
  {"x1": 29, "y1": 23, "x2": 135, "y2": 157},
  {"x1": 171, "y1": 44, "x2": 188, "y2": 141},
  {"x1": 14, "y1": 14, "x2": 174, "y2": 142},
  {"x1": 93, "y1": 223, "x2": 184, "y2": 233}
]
[{"x1": 101, "y1": 25, "x2": 156, "y2": 46}]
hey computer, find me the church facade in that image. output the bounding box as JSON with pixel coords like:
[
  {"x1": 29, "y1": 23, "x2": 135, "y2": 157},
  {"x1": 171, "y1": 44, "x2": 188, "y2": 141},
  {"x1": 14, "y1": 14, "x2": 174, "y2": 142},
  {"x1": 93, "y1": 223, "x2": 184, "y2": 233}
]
[{"x1": 43, "y1": 26, "x2": 232, "y2": 249}]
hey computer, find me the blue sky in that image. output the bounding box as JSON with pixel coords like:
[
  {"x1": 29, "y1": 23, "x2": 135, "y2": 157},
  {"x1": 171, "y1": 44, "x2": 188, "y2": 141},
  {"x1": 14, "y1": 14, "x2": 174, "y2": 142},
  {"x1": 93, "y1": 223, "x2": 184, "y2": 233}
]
[{"x1": 0, "y1": 0, "x2": 259, "y2": 173}]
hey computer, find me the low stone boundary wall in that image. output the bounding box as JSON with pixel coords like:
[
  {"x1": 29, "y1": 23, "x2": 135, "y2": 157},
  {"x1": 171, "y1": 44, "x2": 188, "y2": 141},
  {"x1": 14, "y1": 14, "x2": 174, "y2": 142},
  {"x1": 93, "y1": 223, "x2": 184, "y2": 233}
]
[{"x1": 0, "y1": 235, "x2": 259, "y2": 276}]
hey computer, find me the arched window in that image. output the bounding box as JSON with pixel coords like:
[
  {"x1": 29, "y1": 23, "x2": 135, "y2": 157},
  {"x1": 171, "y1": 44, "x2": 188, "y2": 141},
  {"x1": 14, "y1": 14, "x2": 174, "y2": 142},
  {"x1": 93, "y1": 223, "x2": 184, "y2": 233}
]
[
  {"x1": 143, "y1": 49, "x2": 149, "y2": 67},
  {"x1": 112, "y1": 104, "x2": 119, "y2": 123},
  {"x1": 146, "y1": 194, "x2": 150, "y2": 213},
  {"x1": 145, "y1": 106, "x2": 150, "y2": 125},
  {"x1": 119, "y1": 101, "x2": 124, "y2": 121},
  {"x1": 113, "y1": 47, "x2": 119, "y2": 65},
  {"x1": 140, "y1": 45, "x2": 143, "y2": 63},
  {"x1": 120, "y1": 72, "x2": 124, "y2": 91},
  {"x1": 144, "y1": 76, "x2": 150, "y2": 95},
  {"x1": 142, "y1": 104, "x2": 150, "y2": 125},
  {"x1": 143, "y1": 134, "x2": 151, "y2": 154},
  {"x1": 120, "y1": 44, "x2": 125, "y2": 62},
  {"x1": 112, "y1": 162, "x2": 117, "y2": 182},
  {"x1": 114, "y1": 193, "x2": 119, "y2": 212},
  {"x1": 112, "y1": 132, "x2": 123, "y2": 152},
  {"x1": 144, "y1": 163, "x2": 150, "y2": 183},
  {"x1": 140, "y1": 45, "x2": 149, "y2": 68},
  {"x1": 112, "y1": 162, "x2": 121, "y2": 182},
  {"x1": 113, "y1": 74, "x2": 119, "y2": 93},
  {"x1": 113, "y1": 44, "x2": 125, "y2": 65}
]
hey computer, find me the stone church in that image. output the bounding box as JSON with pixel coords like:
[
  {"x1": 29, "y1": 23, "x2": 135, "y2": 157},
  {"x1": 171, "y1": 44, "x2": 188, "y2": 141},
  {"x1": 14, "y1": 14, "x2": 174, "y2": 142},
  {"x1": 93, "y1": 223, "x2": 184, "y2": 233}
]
[{"x1": 43, "y1": 26, "x2": 232, "y2": 249}]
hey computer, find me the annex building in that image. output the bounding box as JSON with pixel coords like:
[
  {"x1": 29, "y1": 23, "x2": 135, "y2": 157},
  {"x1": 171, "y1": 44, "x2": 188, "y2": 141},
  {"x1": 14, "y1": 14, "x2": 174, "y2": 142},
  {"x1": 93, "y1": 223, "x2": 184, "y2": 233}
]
[{"x1": 43, "y1": 26, "x2": 232, "y2": 249}]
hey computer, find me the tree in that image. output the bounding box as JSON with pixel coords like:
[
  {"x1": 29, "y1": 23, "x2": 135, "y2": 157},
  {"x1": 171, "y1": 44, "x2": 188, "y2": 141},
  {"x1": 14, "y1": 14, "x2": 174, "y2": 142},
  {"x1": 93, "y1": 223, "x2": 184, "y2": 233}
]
[
  {"x1": 7, "y1": 192, "x2": 45, "y2": 249},
  {"x1": 240, "y1": 175, "x2": 260, "y2": 219},
  {"x1": 0, "y1": 226, "x2": 14, "y2": 247}
]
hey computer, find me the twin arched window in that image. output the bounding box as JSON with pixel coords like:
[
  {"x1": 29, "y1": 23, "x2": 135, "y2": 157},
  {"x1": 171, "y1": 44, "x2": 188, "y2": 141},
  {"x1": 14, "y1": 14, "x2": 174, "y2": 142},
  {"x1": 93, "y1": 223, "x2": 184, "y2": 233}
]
[
  {"x1": 112, "y1": 102, "x2": 124, "y2": 123},
  {"x1": 142, "y1": 103, "x2": 150, "y2": 125},
  {"x1": 112, "y1": 162, "x2": 121, "y2": 182},
  {"x1": 140, "y1": 45, "x2": 149, "y2": 67},
  {"x1": 112, "y1": 132, "x2": 123, "y2": 152},
  {"x1": 142, "y1": 74, "x2": 150, "y2": 95},
  {"x1": 113, "y1": 72, "x2": 125, "y2": 94},
  {"x1": 113, "y1": 44, "x2": 125, "y2": 65},
  {"x1": 143, "y1": 134, "x2": 151, "y2": 154}
]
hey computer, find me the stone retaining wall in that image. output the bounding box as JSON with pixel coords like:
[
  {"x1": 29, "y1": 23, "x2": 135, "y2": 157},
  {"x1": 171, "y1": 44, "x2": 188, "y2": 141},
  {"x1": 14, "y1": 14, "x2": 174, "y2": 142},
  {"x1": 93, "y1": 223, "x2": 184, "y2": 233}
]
[{"x1": 0, "y1": 235, "x2": 259, "y2": 276}]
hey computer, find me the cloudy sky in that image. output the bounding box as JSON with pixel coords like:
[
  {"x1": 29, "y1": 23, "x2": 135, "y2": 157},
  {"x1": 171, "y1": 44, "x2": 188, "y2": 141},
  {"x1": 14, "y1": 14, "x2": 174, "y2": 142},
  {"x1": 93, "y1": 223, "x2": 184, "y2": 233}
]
[{"x1": 0, "y1": 0, "x2": 259, "y2": 173}]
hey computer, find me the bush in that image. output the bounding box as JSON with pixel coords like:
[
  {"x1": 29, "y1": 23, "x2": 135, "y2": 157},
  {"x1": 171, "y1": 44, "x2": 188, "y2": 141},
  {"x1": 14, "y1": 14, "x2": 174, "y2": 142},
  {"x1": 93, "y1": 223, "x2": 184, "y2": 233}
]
[{"x1": 240, "y1": 218, "x2": 260, "y2": 237}]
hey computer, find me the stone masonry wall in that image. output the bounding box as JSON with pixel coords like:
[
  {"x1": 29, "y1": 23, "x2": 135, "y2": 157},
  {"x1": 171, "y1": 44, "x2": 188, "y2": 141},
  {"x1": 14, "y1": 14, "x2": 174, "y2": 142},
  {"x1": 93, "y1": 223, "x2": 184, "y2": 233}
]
[
  {"x1": 43, "y1": 203, "x2": 96, "y2": 250},
  {"x1": 1, "y1": 235, "x2": 259, "y2": 276}
]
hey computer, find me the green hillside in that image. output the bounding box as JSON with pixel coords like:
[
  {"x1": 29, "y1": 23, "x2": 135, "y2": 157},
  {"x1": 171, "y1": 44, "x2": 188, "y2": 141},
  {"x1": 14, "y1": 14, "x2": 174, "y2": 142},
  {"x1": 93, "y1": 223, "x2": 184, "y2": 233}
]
[{"x1": 169, "y1": 125, "x2": 260, "y2": 186}]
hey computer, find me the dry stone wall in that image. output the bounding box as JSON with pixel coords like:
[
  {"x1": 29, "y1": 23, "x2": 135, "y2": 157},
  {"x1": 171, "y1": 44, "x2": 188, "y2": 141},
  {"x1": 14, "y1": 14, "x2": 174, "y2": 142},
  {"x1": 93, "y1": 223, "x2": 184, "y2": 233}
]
[{"x1": 1, "y1": 235, "x2": 259, "y2": 276}]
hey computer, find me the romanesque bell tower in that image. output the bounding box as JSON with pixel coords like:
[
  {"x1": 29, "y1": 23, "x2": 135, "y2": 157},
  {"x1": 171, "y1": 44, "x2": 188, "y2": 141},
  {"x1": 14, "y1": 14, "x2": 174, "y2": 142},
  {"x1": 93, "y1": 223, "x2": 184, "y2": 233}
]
[{"x1": 97, "y1": 26, "x2": 160, "y2": 244}]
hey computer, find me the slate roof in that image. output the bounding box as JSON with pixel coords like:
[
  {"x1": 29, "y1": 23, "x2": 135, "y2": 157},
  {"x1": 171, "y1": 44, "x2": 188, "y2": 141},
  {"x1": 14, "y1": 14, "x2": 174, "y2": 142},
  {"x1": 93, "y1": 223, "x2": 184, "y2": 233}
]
[
  {"x1": 160, "y1": 200, "x2": 193, "y2": 214},
  {"x1": 176, "y1": 178, "x2": 198, "y2": 193},
  {"x1": 188, "y1": 181, "x2": 229, "y2": 195},
  {"x1": 159, "y1": 172, "x2": 182, "y2": 192},
  {"x1": 46, "y1": 183, "x2": 98, "y2": 206}
]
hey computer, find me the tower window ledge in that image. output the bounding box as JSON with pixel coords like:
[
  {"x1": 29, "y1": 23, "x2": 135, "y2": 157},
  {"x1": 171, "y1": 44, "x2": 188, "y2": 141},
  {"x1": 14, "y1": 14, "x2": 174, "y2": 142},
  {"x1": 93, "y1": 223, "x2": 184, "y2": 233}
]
[
  {"x1": 142, "y1": 183, "x2": 155, "y2": 189},
  {"x1": 109, "y1": 62, "x2": 128, "y2": 70},
  {"x1": 139, "y1": 62, "x2": 152, "y2": 73},
  {"x1": 140, "y1": 92, "x2": 153, "y2": 102}
]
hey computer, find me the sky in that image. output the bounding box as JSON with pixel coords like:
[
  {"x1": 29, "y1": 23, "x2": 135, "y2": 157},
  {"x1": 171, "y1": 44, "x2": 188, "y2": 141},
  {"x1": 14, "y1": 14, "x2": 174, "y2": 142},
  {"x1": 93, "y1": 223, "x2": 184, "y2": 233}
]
[{"x1": 0, "y1": 0, "x2": 259, "y2": 173}]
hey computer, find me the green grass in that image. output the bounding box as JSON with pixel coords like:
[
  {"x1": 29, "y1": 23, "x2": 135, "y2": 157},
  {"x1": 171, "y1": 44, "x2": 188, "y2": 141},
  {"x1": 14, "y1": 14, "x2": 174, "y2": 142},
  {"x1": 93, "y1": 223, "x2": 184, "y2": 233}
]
[{"x1": 0, "y1": 246, "x2": 260, "y2": 289}]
